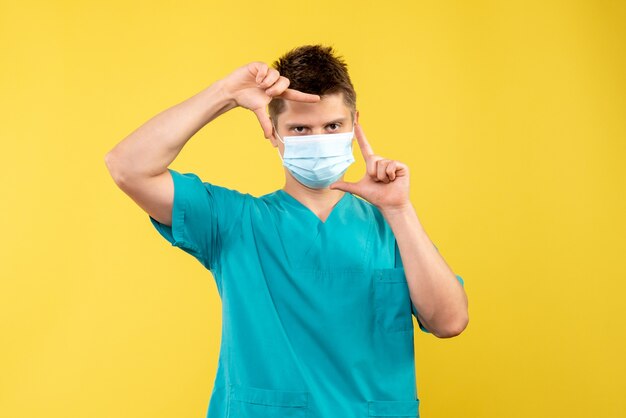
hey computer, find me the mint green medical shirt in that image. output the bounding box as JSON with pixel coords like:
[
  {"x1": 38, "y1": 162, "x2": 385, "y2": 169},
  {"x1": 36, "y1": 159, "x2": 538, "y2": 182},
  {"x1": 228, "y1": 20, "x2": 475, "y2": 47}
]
[{"x1": 149, "y1": 168, "x2": 465, "y2": 418}]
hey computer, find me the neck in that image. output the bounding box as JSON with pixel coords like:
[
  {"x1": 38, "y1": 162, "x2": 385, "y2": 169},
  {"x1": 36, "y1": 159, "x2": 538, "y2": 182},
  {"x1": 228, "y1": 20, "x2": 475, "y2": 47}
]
[{"x1": 282, "y1": 170, "x2": 346, "y2": 214}]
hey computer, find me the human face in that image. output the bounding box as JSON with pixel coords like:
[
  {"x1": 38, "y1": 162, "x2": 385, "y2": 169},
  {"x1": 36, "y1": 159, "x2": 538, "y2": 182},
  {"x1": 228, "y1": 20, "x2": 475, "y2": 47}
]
[{"x1": 270, "y1": 92, "x2": 358, "y2": 157}]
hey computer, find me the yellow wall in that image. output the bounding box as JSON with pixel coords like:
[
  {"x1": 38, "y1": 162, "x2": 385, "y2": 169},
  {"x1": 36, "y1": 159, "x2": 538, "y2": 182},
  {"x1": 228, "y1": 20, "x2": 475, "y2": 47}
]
[{"x1": 1, "y1": 1, "x2": 624, "y2": 417}]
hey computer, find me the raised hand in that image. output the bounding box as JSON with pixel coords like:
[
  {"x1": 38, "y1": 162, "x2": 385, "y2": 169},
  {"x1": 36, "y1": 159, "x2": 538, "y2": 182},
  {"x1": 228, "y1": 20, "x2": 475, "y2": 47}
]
[
  {"x1": 329, "y1": 123, "x2": 411, "y2": 212},
  {"x1": 221, "y1": 62, "x2": 320, "y2": 138}
]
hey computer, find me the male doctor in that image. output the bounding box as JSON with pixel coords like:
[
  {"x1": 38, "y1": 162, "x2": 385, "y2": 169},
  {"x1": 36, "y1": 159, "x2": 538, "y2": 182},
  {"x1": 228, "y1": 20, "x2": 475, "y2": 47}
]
[{"x1": 105, "y1": 44, "x2": 469, "y2": 418}]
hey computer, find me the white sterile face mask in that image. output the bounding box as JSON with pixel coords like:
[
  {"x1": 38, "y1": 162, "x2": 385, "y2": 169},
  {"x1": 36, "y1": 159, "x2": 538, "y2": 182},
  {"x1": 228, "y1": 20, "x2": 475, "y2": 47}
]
[{"x1": 273, "y1": 123, "x2": 356, "y2": 189}]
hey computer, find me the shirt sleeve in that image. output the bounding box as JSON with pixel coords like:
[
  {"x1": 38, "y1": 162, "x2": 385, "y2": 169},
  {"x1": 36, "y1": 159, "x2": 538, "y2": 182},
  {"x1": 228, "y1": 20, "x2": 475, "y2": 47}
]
[
  {"x1": 395, "y1": 240, "x2": 466, "y2": 334},
  {"x1": 148, "y1": 168, "x2": 247, "y2": 272}
]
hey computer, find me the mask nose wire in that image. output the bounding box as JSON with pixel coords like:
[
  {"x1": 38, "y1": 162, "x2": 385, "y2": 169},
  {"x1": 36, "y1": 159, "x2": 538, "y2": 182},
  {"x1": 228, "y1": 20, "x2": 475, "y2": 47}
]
[{"x1": 273, "y1": 122, "x2": 355, "y2": 162}]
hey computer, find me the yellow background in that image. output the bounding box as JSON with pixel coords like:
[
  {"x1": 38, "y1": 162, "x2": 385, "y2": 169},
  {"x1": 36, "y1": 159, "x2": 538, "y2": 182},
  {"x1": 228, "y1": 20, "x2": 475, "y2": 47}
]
[{"x1": 1, "y1": 1, "x2": 625, "y2": 417}]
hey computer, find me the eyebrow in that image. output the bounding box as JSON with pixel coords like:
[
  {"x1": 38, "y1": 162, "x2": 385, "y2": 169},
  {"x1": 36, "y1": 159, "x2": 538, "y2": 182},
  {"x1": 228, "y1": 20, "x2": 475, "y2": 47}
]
[{"x1": 285, "y1": 118, "x2": 348, "y2": 129}]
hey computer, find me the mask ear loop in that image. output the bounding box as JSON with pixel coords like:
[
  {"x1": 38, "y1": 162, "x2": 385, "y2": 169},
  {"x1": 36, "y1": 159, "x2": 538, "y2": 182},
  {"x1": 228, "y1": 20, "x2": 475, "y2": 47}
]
[
  {"x1": 272, "y1": 123, "x2": 285, "y2": 162},
  {"x1": 343, "y1": 120, "x2": 356, "y2": 140},
  {"x1": 348, "y1": 121, "x2": 356, "y2": 143},
  {"x1": 272, "y1": 123, "x2": 285, "y2": 144}
]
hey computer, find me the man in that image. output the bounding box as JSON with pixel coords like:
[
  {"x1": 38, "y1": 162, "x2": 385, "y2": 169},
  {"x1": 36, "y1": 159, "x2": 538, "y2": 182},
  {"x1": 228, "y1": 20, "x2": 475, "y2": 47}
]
[{"x1": 105, "y1": 44, "x2": 468, "y2": 418}]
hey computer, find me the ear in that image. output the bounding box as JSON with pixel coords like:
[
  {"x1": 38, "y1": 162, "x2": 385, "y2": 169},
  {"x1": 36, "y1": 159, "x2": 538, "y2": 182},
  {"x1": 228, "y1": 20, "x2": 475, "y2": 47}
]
[{"x1": 355, "y1": 110, "x2": 360, "y2": 125}]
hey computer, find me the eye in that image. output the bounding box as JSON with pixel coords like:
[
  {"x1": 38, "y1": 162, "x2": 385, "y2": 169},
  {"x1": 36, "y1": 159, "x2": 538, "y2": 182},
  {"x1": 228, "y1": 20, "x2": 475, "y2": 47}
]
[
  {"x1": 292, "y1": 126, "x2": 307, "y2": 134},
  {"x1": 327, "y1": 123, "x2": 341, "y2": 131}
]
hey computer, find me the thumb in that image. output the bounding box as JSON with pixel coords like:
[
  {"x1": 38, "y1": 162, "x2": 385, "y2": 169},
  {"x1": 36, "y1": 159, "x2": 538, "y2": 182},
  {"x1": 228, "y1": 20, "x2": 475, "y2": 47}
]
[{"x1": 329, "y1": 180, "x2": 359, "y2": 194}]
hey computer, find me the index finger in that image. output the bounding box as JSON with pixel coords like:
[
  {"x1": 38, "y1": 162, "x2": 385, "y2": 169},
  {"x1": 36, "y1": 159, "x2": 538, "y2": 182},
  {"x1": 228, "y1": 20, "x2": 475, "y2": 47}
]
[
  {"x1": 354, "y1": 123, "x2": 374, "y2": 159},
  {"x1": 277, "y1": 88, "x2": 321, "y2": 103}
]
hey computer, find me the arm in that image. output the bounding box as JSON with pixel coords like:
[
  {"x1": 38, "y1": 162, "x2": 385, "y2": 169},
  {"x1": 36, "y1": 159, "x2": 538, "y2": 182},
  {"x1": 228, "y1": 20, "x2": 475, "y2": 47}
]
[
  {"x1": 104, "y1": 63, "x2": 320, "y2": 226},
  {"x1": 104, "y1": 80, "x2": 235, "y2": 226},
  {"x1": 329, "y1": 122, "x2": 469, "y2": 338},
  {"x1": 382, "y1": 204, "x2": 468, "y2": 338}
]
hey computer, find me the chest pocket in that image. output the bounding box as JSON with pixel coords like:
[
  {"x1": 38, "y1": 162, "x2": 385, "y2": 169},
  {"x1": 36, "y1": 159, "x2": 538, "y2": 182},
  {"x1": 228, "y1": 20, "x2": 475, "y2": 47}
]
[
  {"x1": 373, "y1": 267, "x2": 414, "y2": 333},
  {"x1": 228, "y1": 384, "x2": 309, "y2": 418}
]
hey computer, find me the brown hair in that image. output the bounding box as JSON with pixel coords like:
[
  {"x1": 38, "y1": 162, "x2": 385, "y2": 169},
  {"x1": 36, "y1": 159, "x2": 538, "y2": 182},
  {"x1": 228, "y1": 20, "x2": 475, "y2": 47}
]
[{"x1": 268, "y1": 44, "x2": 357, "y2": 123}]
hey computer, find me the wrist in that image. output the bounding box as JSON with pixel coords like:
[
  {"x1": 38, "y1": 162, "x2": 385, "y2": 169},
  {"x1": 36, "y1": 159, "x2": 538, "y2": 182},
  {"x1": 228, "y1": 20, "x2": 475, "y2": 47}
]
[
  {"x1": 206, "y1": 78, "x2": 238, "y2": 111},
  {"x1": 189, "y1": 79, "x2": 239, "y2": 126},
  {"x1": 380, "y1": 202, "x2": 423, "y2": 227},
  {"x1": 380, "y1": 202, "x2": 414, "y2": 218}
]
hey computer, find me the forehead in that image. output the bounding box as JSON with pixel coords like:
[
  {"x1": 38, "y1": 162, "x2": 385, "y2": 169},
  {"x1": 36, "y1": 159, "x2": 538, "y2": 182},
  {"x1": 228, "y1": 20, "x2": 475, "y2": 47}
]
[{"x1": 278, "y1": 92, "x2": 352, "y2": 125}]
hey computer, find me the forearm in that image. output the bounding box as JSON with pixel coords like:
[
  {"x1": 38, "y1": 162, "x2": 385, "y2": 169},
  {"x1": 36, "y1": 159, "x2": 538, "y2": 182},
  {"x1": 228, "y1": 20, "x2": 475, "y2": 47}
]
[
  {"x1": 381, "y1": 203, "x2": 468, "y2": 337},
  {"x1": 105, "y1": 79, "x2": 237, "y2": 180}
]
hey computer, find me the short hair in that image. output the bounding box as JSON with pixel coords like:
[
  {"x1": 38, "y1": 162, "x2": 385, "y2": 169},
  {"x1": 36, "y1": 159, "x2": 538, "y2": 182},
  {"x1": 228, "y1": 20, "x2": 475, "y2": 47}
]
[{"x1": 268, "y1": 44, "x2": 357, "y2": 124}]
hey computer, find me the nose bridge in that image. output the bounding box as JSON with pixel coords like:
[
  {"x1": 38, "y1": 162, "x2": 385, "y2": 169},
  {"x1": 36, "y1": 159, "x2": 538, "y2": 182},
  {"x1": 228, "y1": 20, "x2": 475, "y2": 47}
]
[{"x1": 311, "y1": 125, "x2": 325, "y2": 135}]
